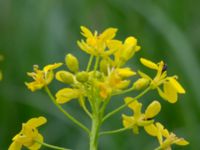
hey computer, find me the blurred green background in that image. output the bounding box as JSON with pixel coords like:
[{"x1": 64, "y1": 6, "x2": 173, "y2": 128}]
[{"x1": 0, "y1": 0, "x2": 200, "y2": 149}]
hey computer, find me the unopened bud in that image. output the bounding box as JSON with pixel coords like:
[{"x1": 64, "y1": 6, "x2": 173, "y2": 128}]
[
  {"x1": 65, "y1": 54, "x2": 79, "y2": 73},
  {"x1": 100, "y1": 59, "x2": 109, "y2": 74},
  {"x1": 76, "y1": 71, "x2": 89, "y2": 83},
  {"x1": 133, "y1": 78, "x2": 149, "y2": 90},
  {"x1": 56, "y1": 71, "x2": 74, "y2": 84}
]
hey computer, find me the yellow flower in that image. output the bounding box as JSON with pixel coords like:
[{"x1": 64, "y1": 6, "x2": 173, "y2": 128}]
[
  {"x1": 97, "y1": 67, "x2": 136, "y2": 99},
  {"x1": 139, "y1": 58, "x2": 185, "y2": 103},
  {"x1": 122, "y1": 98, "x2": 161, "y2": 134},
  {"x1": 9, "y1": 116, "x2": 47, "y2": 150},
  {"x1": 77, "y1": 26, "x2": 118, "y2": 56},
  {"x1": 25, "y1": 63, "x2": 62, "y2": 92},
  {"x1": 144, "y1": 122, "x2": 189, "y2": 150},
  {"x1": 56, "y1": 88, "x2": 82, "y2": 104},
  {"x1": 113, "y1": 36, "x2": 141, "y2": 67}
]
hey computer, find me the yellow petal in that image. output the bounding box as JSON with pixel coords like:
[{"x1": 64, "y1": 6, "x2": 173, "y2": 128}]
[
  {"x1": 115, "y1": 80, "x2": 130, "y2": 89},
  {"x1": 116, "y1": 68, "x2": 136, "y2": 78},
  {"x1": 140, "y1": 58, "x2": 158, "y2": 70},
  {"x1": 168, "y1": 77, "x2": 185, "y2": 94},
  {"x1": 43, "y1": 63, "x2": 62, "y2": 72},
  {"x1": 145, "y1": 101, "x2": 161, "y2": 118},
  {"x1": 144, "y1": 124, "x2": 158, "y2": 136},
  {"x1": 27, "y1": 133, "x2": 43, "y2": 150},
  {"x1": 125, "y1": 98, "x2": 142, "y2": 117},
  {"x1": 8, "y1": 141, "x2": 22, "y2": 150},
  {"x1": 99, "y1": 28, "x2": 118, "y2": 41},
  {"x1": 26, "y1": 116, "x2": 47, "y2": 128},
  {"x1": 175, "y1": 138, "x2": 189, "y2": 146},
  {"x1": 56, "y1": 88, "x2": 80, "y2": 104},
  {"x1": 122, "y1": 114, "x2": 135, "y2": 128},
  {"x1": 80, "y1": 26, "x2": 94, "y2": 38},
  {"x1": 163, "y1": 82, "x2": 178, "y2": 103}
]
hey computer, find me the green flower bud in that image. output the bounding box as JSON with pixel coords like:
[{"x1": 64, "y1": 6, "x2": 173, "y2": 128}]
[
  {"x1": 65, "y1": 54, "x2": 79, "y2": 73},
  {"x1": 76, "y1": 71, "x2": 89, "y2": 83},
  {"x1": 133, "y1": 78, "x2": 149, "y2": 90},
  {"x1": 56, "y1": 71, "x2": 74, "y2": 84},
  {"x1": 100, "y1": 59, "x2": 109, "y2": 74}
]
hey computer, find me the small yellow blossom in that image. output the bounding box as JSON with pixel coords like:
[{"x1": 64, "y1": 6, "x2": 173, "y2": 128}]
[
  {"x1": 122, "y1": 98, "x2": 161, "y2": 134},
  {"x1": 113, "y1": 36, "x2": 141, "y2": 67},
  {"x1": 97, "y1": 67, "x2": 136, "y2": 99},
  {"x1": 144, "y1": 122, "x2": 189, "y2": 150},
  {"x1": 77, "y1": 26, "x2": 118, "y2": 56},
  {"x1": 9, "y1": 116, "x2": 47, "y2": 150},
  {"x1": 139, "y1": 58, "x2": 185, "y2": 103},
  {"x1": 25, "y1": 63, "x2": 62, "y2": 91},
  {"x1": 56, "y1": 88, "x2": 82, "y2": 104}
]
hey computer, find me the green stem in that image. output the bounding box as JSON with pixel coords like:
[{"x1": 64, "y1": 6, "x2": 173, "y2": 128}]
[
  {"x1": 44, "y1": 86, "x2": 90, "y2": 134},
  {"x1": 99, "y1": 127, "x2": 130, "y2": 136},
  {"x1": 94, "y1": 56, "x2": 100, "y2": 71},
  {"x1": 89, "y1": 114, "x2": 101, "y2": 150},
  {"x1": 35, "y1": 140, "x2": 71, "y2": 150},
  {"x1": 102, "y1": 87, "x2": 151, "y2": 123},
  {"x1": 112, "y1": 86, "x2": 135, "y2": 96},
  {"x1": 86, "y1": 55, "x2": 94, "y2": 72},
  {"x1": 82, "y1": 99, "x2": 93, "y2": 119},
  {"x1": 100, "y1": 97, "x2": 111, "y2": 117}
]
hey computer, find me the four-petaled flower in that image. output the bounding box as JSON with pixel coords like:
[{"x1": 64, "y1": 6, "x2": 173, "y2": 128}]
[
  {"x1": 144, "y1": 122, "x2": 189, "y2": 150},
  {"x1": 139, "y1": 58, "x2": 185, "y2": 103},
  {"x1": 122, "y1": 98, "x2": 161, "y2": 134},
  {"x1": 9, "y1": 116, "x2": 47, "y2": 150},
  {"x1": 77, "y1": 26, "x2": 118, "y2": 56},
  {"x1": 25, "y1": 63, "x2": 62, "y2": 91}
]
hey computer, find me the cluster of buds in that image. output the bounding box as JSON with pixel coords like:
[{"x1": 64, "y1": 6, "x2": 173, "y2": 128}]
[{"x1": 9, "y1": 26, "x2": 188, "y2": 150}]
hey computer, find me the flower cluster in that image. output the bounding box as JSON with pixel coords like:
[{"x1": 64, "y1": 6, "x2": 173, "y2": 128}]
[{"x1": 10, "y1": 26, "x2": 189, "y2": 150}]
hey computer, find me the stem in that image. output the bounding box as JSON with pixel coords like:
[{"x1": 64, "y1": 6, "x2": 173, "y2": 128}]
[
  {"x1": 89, "y1": 115, "x2": 101, "y2": 150},
  {"x1": 89, "y1": 91, "x2": 102, "y2": 150},
  {"x1": 35, "y1": 140, "x2": 71, "y2": 150},
  {"x1": 112, "y1": 86, "x2": 135, "y2": 96},
  {"x1": 102, "y1": 87, "x2": 151, "y2": 123},
  {"x1": 94, "y1": 56, "x2": 100, "y2": 71},
  {"x1": 82, "y1": 99, "x2": 93, "y2": 119},
  {"x1": 86, "y1": 55, "x2": 94, "y2": 72},
  {"x1": 44, "y1": 86, "x2": 90, "y2": 134},
  {"x1": 100, "y1": 127, "x2": 130, "y2": 136}
]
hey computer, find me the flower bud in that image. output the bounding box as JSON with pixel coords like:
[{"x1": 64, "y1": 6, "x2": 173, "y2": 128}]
[
  {"x1": 56, "y1": 88, "x2": 80, "y2": 104},
  {"x1": 133, "y1": 78, "x2": 149, "y2": 90},
  {"x1": 65, "y1": 54, "x2": 79, "y2": 73},
  {"x1": 100, "y1": 59, "x2": 109, "y2": 74},
  {"x1": 56, "y1": 71, "x2": 74, "y2": 84},
  {"x1": 76, "y1": 71, "x2": 89, "y2": 83},
  {"x1": 145, "y1": 101, "x2": 161, "y2": 118}
]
